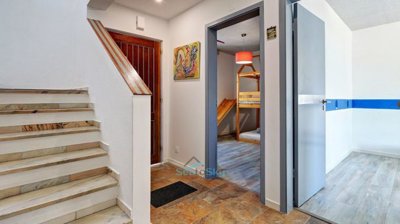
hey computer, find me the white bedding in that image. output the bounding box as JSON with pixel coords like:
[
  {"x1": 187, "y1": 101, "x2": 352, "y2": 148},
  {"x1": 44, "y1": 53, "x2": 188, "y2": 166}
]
[{"x1": 239, "y1": 129, "x2": 260, "y2": 141}]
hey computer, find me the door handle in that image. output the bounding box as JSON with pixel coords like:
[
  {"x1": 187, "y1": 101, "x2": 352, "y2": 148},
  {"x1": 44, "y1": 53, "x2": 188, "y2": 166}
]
[{"x1": 322, "y1": 99, "x2": 327, "y2": 111}]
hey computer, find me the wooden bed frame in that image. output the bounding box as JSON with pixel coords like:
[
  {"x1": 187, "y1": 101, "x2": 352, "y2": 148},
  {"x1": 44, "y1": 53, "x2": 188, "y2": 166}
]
[{"x1": 236, "y1": 64, "x2": 260, "y2": 144}]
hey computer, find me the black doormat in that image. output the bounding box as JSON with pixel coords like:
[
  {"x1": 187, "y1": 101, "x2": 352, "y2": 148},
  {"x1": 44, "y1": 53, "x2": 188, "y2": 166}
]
[{"x1": 151, "y1": 181, "x2": 197, "y2": 208}]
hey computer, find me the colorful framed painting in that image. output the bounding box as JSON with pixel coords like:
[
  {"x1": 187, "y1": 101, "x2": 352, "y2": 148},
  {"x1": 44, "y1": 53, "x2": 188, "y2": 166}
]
[{"x1": 173, "y1": 41, "x2": 200, "y2": 80}]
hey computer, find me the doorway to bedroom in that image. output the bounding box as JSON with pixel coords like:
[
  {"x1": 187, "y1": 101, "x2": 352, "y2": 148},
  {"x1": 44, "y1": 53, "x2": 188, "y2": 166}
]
[{"x1": 205, "y1": 2, "x2": 265, "y2": 202}]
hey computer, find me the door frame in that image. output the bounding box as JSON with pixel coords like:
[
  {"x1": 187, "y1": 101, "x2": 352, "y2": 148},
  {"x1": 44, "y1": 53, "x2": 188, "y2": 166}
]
[
  {"x1": 107, "y1": 29, "x2": 163, "y2": 164},
  {"x1": 205, "y1": 2, "x2": 266, "y2": 204},
  {"x1": 280, "y1": 0, "x2": 297, "y2": 213}
]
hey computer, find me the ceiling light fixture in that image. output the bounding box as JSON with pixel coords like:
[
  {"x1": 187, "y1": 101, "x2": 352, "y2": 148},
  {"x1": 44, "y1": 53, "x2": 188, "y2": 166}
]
[
  {"x1": 235, "y1": 33, "x2": 253, "y2": 64},
  {"x1": 155, "y1": 0, "x2": 163, "y2": 3},
  {"x1": 235, "y1": 51, "x2": 253, "y2": 64}
]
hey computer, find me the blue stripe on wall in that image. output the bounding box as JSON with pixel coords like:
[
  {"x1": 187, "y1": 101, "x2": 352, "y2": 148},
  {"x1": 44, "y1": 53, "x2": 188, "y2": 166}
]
[
  {"x1": 326, "y1": 99, "x2": 400, "y2": 111},
  {"x1": 326, "y1": 99, "x2": 352, "y2": 111},
  {"x1": 352, "y1": 100, "x2": 400, "y2": 110}
]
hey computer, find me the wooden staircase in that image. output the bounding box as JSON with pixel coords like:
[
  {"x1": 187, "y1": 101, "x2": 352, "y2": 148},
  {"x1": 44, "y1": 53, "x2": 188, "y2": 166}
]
[
  {"x1": 217, "y1": 99, "x2": 236, "y2": 126},
  {"x1": 0, "y1": 89, "x2": 132, "y2": 224}
]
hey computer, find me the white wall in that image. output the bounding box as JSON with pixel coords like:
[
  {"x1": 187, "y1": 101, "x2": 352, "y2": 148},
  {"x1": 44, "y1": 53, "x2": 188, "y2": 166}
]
[
  {"x1": 300, "y1": 0, "x2": 353, "y2": 173},
  {"x1": 352, "y1": 22, "x2": 400, "y2": 157},
  {"x1": 264, "y1": 0, "x2": 282, "y2": 210},
  {"x1": 88, "y1": 3, "x2": 171, "y2": 164},
  {"x1": 167, "y1": 0, "x2": 283, "y2": 210},
  {"x1": 132, "y1": 95, "x2": 151, "y2": 223},
  {"x1": 0, "y1": 0, "x2": 86, "y2": 88},
  {"x1": 217, "y1": 52, "x2": 236, "y2": 105},
  {"x1": 168, "y1": 0, "x2": 261, "y2": 166},
  {"x1": 217, "y1": 52, "x2": 236, "y2": 135}
]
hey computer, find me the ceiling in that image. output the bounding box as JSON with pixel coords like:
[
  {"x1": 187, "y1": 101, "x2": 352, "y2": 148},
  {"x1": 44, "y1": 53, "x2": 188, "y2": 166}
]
[
  {"x1": 114, "y1": 0, "x2": 204, "y2": 19},
  {"x1": 326, "y1": 0, "x2": 400, "y2": 30},
  {"x1": 217, "y1": 16, "x2": 260, "y2": 55}
]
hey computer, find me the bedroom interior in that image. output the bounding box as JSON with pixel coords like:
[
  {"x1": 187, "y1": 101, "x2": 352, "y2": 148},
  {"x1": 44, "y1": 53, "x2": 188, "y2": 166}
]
[{"x1": 216, "y1": 15, "x2": 262, "y2": 194}]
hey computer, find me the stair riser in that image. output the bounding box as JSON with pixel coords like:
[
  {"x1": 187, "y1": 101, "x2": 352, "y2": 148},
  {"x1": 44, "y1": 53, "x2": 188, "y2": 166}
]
[
  {"x1": 0, "y1": 108, "x2": 94, "y2": 115},
  {"x1": 0, "y1": 156, "x2": 109, "y2": 190},
  {"x1": 0, "y1": 111, "x2": 95, "y2": 127},
  {"x1": 0, "y1": 167, "x2": 108, "y2": 200},
  {"x1": 0, "y1": 132, "x2": 101, "y2": 155},
  {"x1": 0, "y1": 104, "x2": 90, "y2": 111},
  {"x1": 43, "y1": 199, "x2": 117, "y2": 224},
  {"x1": 0, "y1": 129, "x2": 99, "y2": 142},
  {"x1": 0, "y1": 94, "x2": 90, "y2": 104},
  {"x1": 0, "y1": 183, "x2": 117, "y2": 220},
  {"x1": 0, "y1": 152, "x2": 107, "y2": 176},
  {"x1": 0, "y1": 121, "x2": 100, "y2": 134},
  {"x1": 0, "y1": 142, "x2": 100, "y2": 163},
  {"x1": 0, "y1": 89, "x2": 88, "y2": 94},
  {"x1": 0, "y1": 187, "x2": 118, "y2": 224}
]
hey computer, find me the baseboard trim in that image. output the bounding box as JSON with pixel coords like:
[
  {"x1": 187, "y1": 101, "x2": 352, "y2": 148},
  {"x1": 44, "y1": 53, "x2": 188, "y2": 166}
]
[
  {"x1": 326, "y1": 150, "x2": 352, "y2": 174},
  {"x1": 151, "y1": 162, "x2": 164, "y2": 168},
  {"x1": 353, "y1": 148, "x2": 400, "y2": 159},
  {"x1": 265, "y1": 198, "x2": 280, "y2": 211},
  {"x1": 99, "y1": 141, "x2": 110, "y2": 152},
  {"x1": 107, "y1": 167, "x2": 120, "y2": 181},
  {"x1": 117, "y1": 198, "x2": 132, "y2": 218},
  {"x1": 166, "y1": 158, "x2": 204, "y2": 178}
]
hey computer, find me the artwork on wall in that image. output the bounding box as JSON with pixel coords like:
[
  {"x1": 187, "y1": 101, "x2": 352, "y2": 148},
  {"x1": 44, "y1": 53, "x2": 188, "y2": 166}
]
[{"x1": 173, "y1": 41, "x2": 200, "y2": 80}]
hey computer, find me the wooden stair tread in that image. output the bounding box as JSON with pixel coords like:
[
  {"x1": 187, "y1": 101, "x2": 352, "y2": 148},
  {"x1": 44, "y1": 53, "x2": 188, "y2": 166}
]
[
  {"x1": 0, "y1": 126, "x2": 99, "y2": 142},
  {"x1": 0, "y1": 148, "x2": 107, "y2": 175},
  {"x1": 0, "y1": 103, "x2": 90, "y2": 111},
  {"x1": 0, "y1": 108, "x2": 93, "y2": 115},
  {"x1": 68, "y1": 206, "x2": 132, "y2": 224},
  {"x1": 0, "y1": 89, "x2": 88, "y2": 94},
  {"x1": 0, "y1": 175, "x2": 117, "y2": 220},
  {"x1": 217, "y1": 99, "x2": 236, "y2": 126}
]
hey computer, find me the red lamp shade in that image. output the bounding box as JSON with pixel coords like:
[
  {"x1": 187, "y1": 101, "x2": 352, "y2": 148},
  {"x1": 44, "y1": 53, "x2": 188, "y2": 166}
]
[{"x1": 235, "y1": 51, "x2": 253, "y2": 64}]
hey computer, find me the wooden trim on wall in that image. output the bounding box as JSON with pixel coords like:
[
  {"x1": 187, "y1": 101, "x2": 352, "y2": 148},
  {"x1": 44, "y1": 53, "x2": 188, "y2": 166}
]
[{"x1": 87, "y1": 19, "x2": 152, "y2": 95}]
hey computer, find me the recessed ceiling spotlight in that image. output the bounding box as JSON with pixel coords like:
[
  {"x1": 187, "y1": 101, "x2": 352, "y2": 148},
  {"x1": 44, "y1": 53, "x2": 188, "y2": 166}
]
[{"x1": 155, "y1": 0, "x2": 163, "y2": 3}]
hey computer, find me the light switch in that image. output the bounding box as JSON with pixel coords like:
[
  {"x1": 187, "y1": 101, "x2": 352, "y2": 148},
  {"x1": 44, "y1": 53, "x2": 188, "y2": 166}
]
[{"x1": 136, "y1": 16, "x2": 145, "y2": 31}]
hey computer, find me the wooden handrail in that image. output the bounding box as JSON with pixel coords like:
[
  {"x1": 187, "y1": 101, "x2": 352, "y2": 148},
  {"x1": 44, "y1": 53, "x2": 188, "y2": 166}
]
[{"x1": 88, "y1": 19, "x2": 152, "y2": 95}]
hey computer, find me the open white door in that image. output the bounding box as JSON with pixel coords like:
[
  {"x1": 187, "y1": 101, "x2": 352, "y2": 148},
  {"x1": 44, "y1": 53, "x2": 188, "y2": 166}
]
[{"x1": 294, "y1": 3, "x2": 326, "y2": 207}]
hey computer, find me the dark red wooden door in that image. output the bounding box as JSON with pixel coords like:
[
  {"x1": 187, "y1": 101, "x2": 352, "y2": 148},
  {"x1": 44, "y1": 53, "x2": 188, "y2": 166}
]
[{"x1": 109, "y1": 31, "x2": 161, "y2": 164}]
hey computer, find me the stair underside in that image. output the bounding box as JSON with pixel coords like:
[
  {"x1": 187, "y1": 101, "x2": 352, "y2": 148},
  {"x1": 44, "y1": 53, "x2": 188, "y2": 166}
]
[{"x1": 0, "y1": 175, "x2": 117, "y2": 220}]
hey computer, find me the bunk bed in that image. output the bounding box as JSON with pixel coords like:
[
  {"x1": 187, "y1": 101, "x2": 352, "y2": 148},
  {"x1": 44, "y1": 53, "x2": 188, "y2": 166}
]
[{"x1": 236, "y1": 63, "x2": 260, "y2": 144}]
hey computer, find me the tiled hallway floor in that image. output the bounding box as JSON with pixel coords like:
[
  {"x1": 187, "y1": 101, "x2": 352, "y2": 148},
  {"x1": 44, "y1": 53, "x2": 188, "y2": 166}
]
[{"x1": 151, "y1": 163, "x2": 327, "y2": 224}]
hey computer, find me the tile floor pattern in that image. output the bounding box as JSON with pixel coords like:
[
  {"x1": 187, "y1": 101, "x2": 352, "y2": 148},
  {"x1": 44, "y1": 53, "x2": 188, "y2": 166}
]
[
  {"x1": 217, "y1": 136, "x2": 260, "y2": 193},
  {"x1": 151, "y1": 163, "x2": 328, "y2": 224}
]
